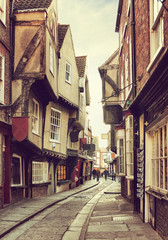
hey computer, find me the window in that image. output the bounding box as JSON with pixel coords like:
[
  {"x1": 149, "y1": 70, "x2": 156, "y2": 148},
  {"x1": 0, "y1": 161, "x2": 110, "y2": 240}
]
[
  {"x1": 0, "y1": 0, "x2": 6, "y2": 25},
  {"x1": 65, "y1": 62, "x2": 71, "y2": 83},
  {"x1": 50, "y1": 108, "x2": 61, "y2": 142},
  {"x1": 49, "y1": 42, "x2": 54, "y2": 75},
  {"x1": 0, "y1": 55, "x2": 4, "y2": 104},
  {"x1": 32, "y1": 162, "x2": 48, "y2": 184},
  {"x1": 129, "y1": 37, "x2": 132, "y2": 87},
  {"x1": 32, "y1": 99, "x2": 39, "y2": 134},
  {"x1": 57, "y1": 165, "x2": 66, "y2": 181},
  {"x1": 120, "y1": 71, "x2": 124, "y2": 107},
  {"x1": 127, "y1": 0, "x2": 131, "y2": 16},
  {"x1": 11, "y1": 155, "x2": 22, "y2": 186},
  {"x1": 79, "y1": 93, "x2": 84, "y2": 110},
  {"x1": 126, "y1": 115, "x2": 134, "y2": 176},
  {"x1": 149, "y1": 0, "x2": 164, "y2": 66},
  {"x1": 125, "y1": 53, "x2": 129, "y2": 99},
  {"x1": 151, "y1": 123, "x2": 168, "y2": 190},
  {"x1": 118, "y1": 138, "x2": 124, "y2": 174}
]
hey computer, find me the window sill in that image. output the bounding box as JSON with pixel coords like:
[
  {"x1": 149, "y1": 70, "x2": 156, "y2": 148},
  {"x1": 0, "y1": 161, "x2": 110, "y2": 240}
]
[
  {"x1": 57, "y1": 180, "x2": 72, "y2": 186},
  {"x1": 0, "y1": 19, "x2": 7, "y2": 27},
  {"x1": 126, "y1": 175, "x2": 134, "y2": 180},
  {"x1": 32, "y1": 131, "x2": 40, "y2": 137},
  {"x1": 11, "y1": 185, "x2": 27, "y2": 189},
  {"x1": 65, "y1": 80, "x2": 71, "y2": 85},
  {"x1": 32, "y1": 182, "x2": 51, "y2": 187},
  {"x1": 118, "y1": 173, "x2": 125, "y2": 177},
  {"x1": 49, "y1": 139, "x2": 60, "y2": 144},
  {"x1": 146, "y1": 187, "x2": 168, "y2": 201}
]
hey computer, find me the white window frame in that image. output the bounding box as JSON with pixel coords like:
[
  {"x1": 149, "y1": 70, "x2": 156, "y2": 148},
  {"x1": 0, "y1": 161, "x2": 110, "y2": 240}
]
[
  {"x1": 49, "y1": 42, "x2": 54, "y2": 75},
  {"x1": 0, "y1": 54, "x2": 5, "y2": 104},
  {"x1": 127, "y1": 0, "x2": 131, "y2": 16},
  {"x1": 11, "y1": 154, "x2": 22, "y2": 186},
  {"x1": 120, "y1": 71, "x2": 124, "y2": 107},
  {"x1": 151, "y1": 121, "x2": 168, "y2": 193},
  {"x1": 117, "y1": 138, "x2": 125, "y2": 174},
  {"x1": 129, "y1": 36, "x2": 133, "y2": 89},
  {"x1": 0, "y1": 0, "x2": 6, "y2": 25},
  {"x1": 32, "y1": 98, "x2": 39, "y2": 135},
  {"x1": 65, "y1": 62, "x2": 71, "y2": 84},
  {"x1": 32, "y1": 161, "x2": 48, "y2": 184},
  {"x1": 50, "y1": 108, "x2": 61, "y2": 142},
  {"x1": 125, "y1": 53, "x2": 129, "y2": 99},
  {"x1": 126, "y1": 115, "x2": 134, "y2": 177},
  {"x1": 148, "y1": 0, "x2": 164, "y2": 72}
]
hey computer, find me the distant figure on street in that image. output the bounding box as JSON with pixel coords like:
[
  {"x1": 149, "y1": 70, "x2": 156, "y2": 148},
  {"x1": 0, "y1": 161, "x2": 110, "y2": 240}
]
[
  {"x1": 104, "y1": 169, "x2": 109, "y2": 180},
  {"x1": 112, "y1": 169, "x2": 116, "y2": 181},
  {"x1": 96, "y1": 169, "x2": 100, "y2": 181},
  {"x1": 92, "y1": 169, "x2": 97, "y2": 179}
]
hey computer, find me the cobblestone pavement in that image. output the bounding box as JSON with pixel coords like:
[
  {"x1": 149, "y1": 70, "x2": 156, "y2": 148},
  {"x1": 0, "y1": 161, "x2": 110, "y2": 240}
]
[
  {"x1": 1, "y1": 179, "x2": 111, "y2": 240},
  {"x1": 79, "y1": 181, "x2": 162, "y2": 240},
  {"x1": 0, "y1": 179, "x2": 163, "y2": 240}
]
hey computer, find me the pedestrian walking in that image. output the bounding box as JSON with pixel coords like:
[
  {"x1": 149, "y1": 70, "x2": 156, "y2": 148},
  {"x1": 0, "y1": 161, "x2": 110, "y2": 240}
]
[
  {"x1": 112, "y1": 169, "x2": 116, "y2": 181},
  {"x1": 96, "y1": 169, "x2": 100, "y2": 181},
  {"x1": 92, "y1": 169, "x2": 97, "y2": 179},
  {"x1": 104, "y1": 169, "x2": 109, "y2": 180}
]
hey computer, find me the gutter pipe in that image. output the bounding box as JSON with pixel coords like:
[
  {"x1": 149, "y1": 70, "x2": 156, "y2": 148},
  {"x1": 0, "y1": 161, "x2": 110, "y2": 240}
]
[
  {"x1": 131, "y1": 0, "x2": 138, "y2": 213},
  {"x1": 9, "y1": 0, "x2": 15, "y2": 105}
]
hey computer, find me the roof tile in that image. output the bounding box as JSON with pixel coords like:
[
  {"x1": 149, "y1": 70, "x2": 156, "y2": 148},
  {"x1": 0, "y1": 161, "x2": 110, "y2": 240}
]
[
  {"x1": 14, "y1": 0, "x2": 52, "y2": 11},
  {"x1": 58, "y1": 25, "x2": 69, "y2": 50},
  {"x1": 76, "y1": 56, "x2": 87, "y2": 78}
]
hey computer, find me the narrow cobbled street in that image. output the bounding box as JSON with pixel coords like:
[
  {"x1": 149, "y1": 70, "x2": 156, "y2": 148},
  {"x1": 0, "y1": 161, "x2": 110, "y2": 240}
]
[{"x1": 0, "y1": 179, "x2": 162, "y2": 240}]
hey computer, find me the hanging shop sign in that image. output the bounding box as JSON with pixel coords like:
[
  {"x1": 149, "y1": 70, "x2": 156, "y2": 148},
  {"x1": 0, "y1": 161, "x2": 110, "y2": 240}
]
[{"x1": 12, "y1": 117, "x2": 29, "y2": 142}]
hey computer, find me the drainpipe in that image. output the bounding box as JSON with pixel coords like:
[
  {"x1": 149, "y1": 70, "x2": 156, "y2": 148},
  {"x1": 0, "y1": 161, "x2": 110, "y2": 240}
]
[
  {"x1": 131, "y1": 0, "x2": 138, "y2": 213},
  {"x1": 143, "y1": 115, "x2": 146, "y2": 222},
  {"x1": 10, "y1": 0, "x2": 15, "y2": 105}
]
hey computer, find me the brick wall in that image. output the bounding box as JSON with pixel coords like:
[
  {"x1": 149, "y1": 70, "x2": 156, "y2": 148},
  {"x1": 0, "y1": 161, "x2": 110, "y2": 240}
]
[
  {"x1": 134, "y1": 0, "x2": 150, "y2": 92},
  {"x1": 156, "y1": 198, "x2": 168, "y2": 240},
  {"x1": 11, "y1": 188, "x2": 24, "y2": 203},
  {"x1": 32, "y1": 185, "x2": 48, "y2": 198},
  {"x1": 121, "y1": 176, "x2": 134, "y2": 204}
]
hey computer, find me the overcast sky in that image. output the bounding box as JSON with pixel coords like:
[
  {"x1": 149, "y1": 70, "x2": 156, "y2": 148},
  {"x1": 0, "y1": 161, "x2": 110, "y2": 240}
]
[{"x1": 58, "y1": 0, "x2": 119, "y2": 147}]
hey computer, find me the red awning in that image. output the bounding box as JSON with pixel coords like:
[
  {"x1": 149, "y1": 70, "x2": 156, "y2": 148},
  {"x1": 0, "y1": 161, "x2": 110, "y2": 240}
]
[{"x1": 12, "y1": 117, "x2": 29, "y2": 142}]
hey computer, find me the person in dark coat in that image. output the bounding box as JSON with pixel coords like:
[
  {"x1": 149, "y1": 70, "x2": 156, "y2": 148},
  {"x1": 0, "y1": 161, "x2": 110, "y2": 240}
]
[
  {"x1": 96, "y1": 169, "x2": 100, "y2": 181},
  {"x1": 112, "y1": 169, "x2": 116, "y2": 181},
  {"x1": 104, "y1": 169, "x2": 109, "y2": 180},
  {"x1": 92, "y1": 169, "x2": 97, "y2": 179}
]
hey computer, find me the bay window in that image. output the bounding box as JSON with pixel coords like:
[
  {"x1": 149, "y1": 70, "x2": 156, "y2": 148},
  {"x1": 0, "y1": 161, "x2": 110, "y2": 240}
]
[
  {"x1": 151, "y1": 123, "x2": 168, "y2": 190},
  {"x1": 117, "y1": 138, "x2": 124, "y2": 174},
  {"x1": 126, "y1": 115, "x2": 134, "y2": 177},
  {"x1": 32, "y1": 162, "x2": 48, "y2": 184}
]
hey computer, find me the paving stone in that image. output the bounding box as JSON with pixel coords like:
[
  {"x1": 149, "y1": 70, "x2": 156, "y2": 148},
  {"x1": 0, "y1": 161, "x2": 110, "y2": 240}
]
[{"x1": 88, "y1": 224, "x2": 129, "y2": 232}]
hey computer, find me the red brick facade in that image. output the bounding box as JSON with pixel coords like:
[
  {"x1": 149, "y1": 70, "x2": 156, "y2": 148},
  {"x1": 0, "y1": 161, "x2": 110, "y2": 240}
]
[{"x1": 0, "y1": 0, "x2": 12, "y2": 208}]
